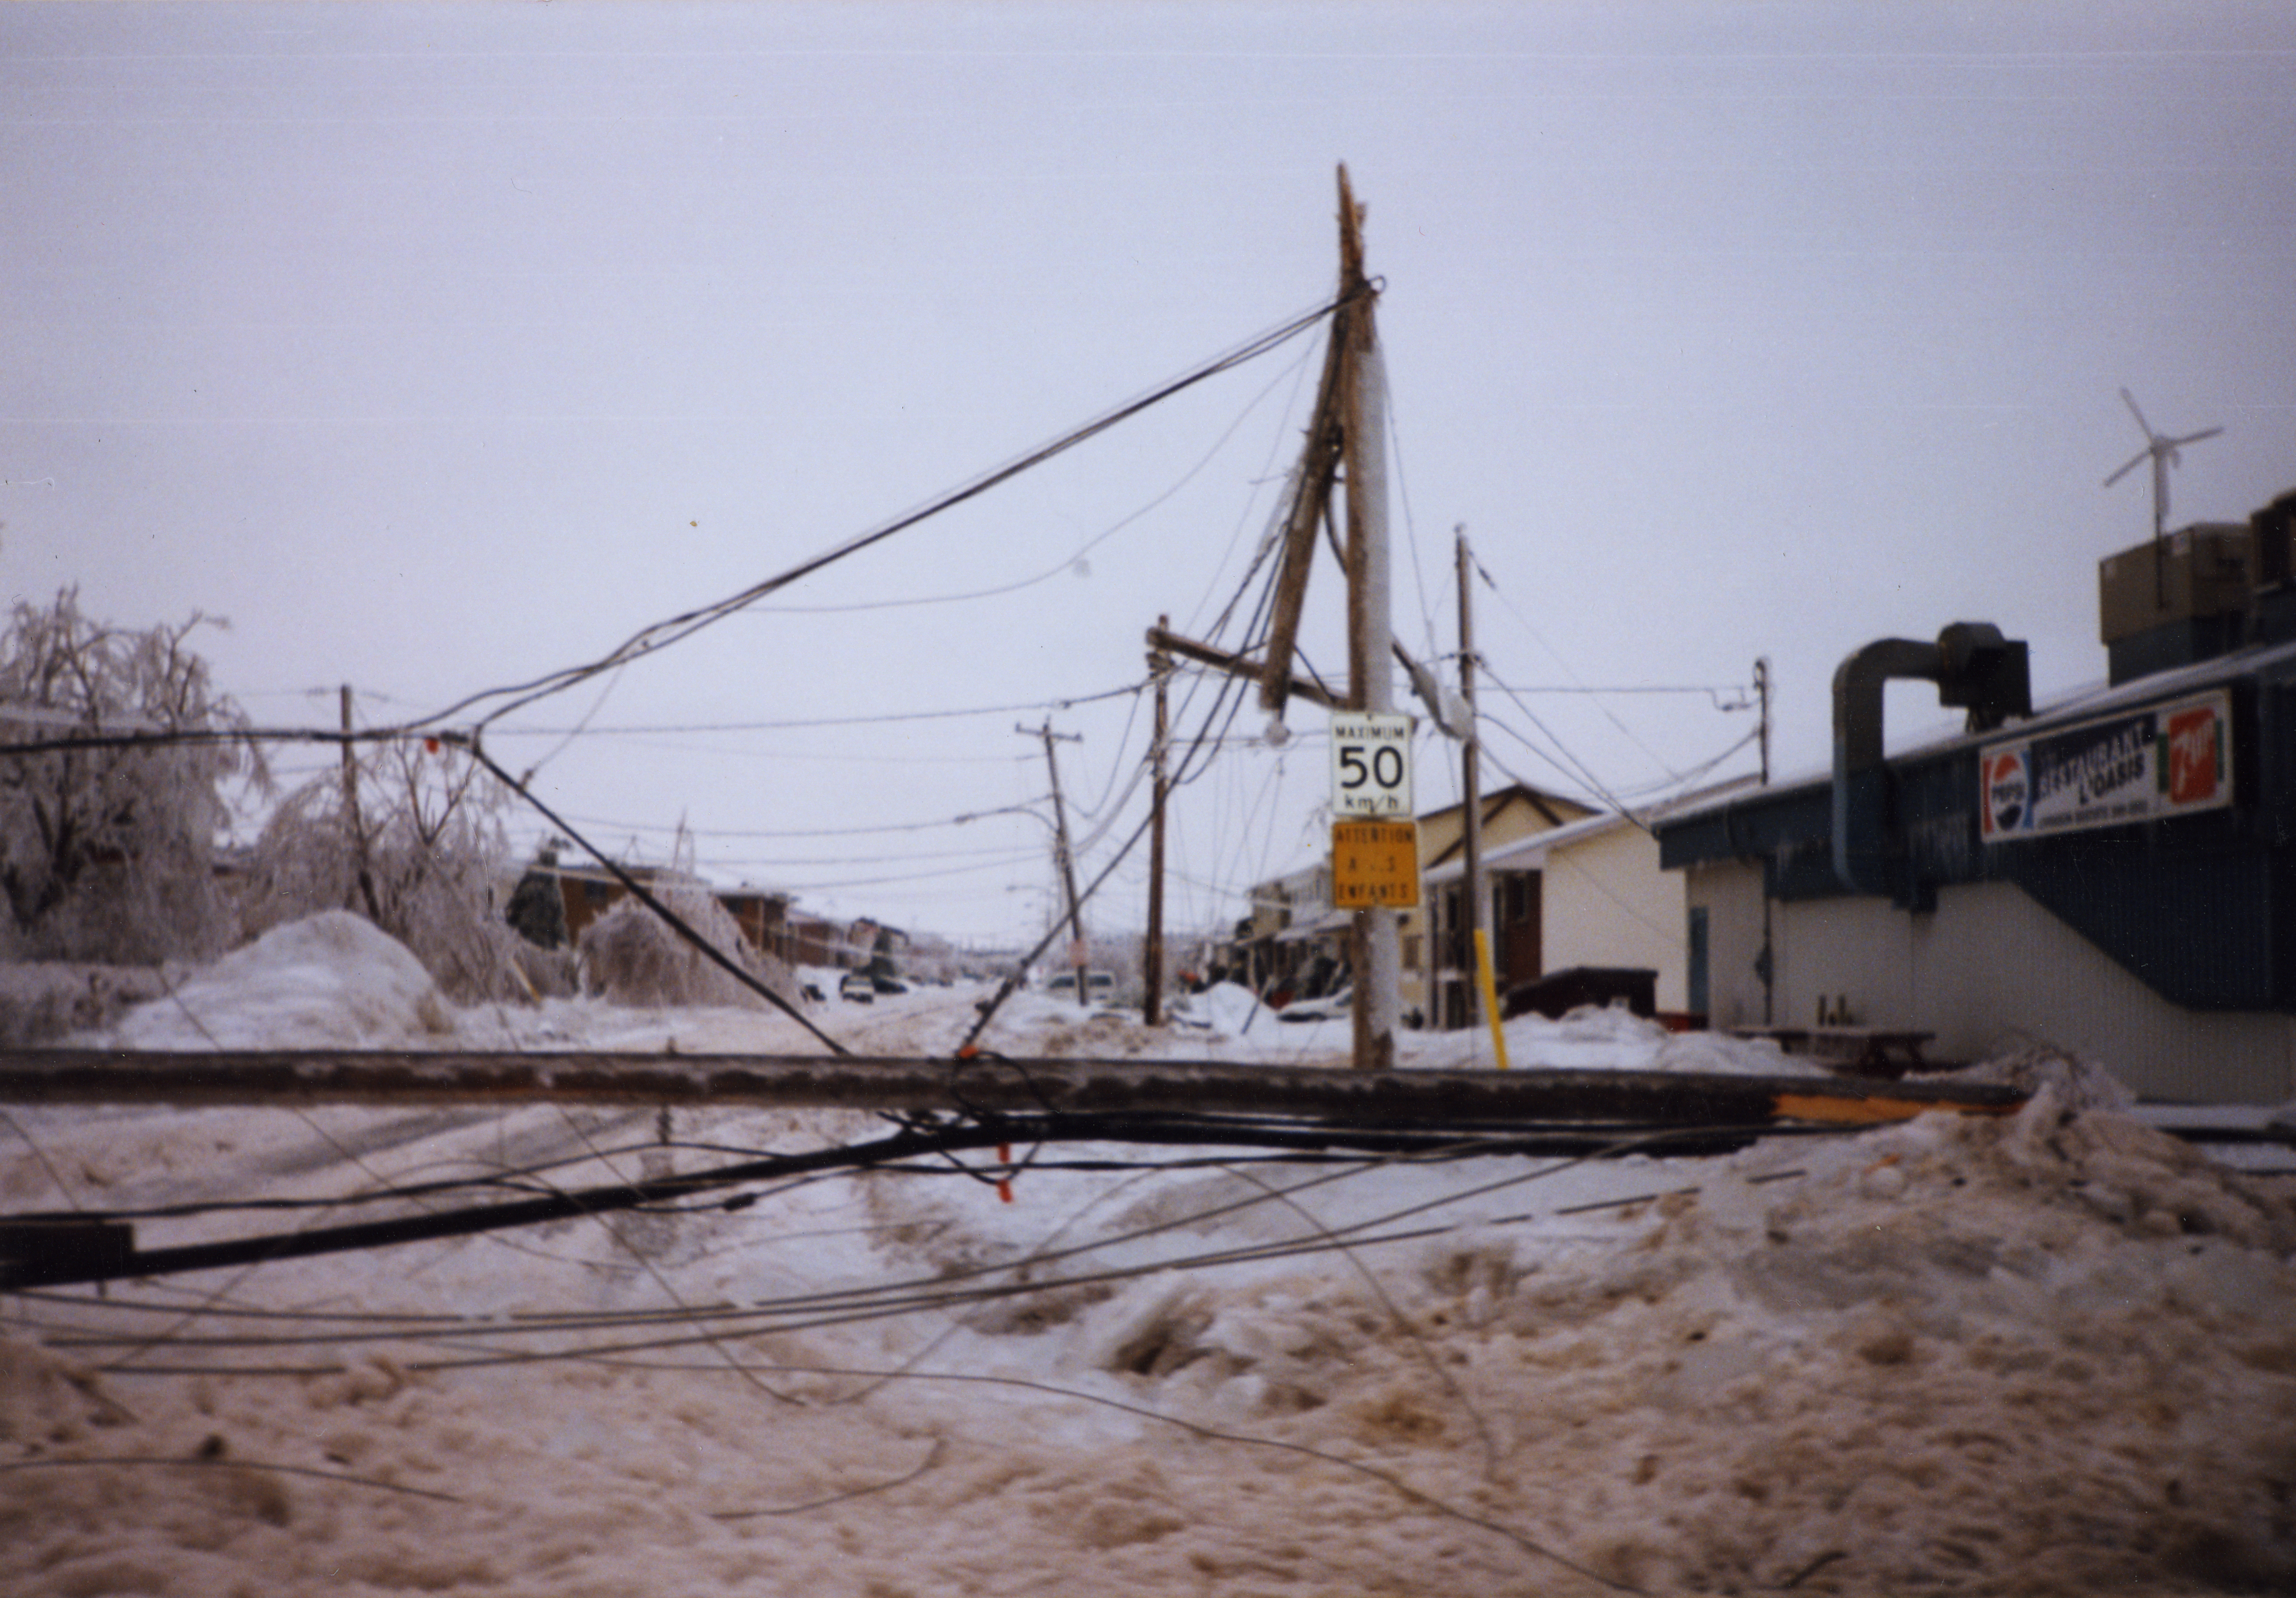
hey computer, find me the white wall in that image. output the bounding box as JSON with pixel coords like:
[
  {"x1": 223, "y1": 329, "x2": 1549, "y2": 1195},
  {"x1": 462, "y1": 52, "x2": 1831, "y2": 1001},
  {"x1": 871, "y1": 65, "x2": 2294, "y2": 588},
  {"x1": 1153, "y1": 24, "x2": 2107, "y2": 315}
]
[
  {"x1": 1542, "y1": 825, "x2": 1691, "y2": 1011},
  {"x1": 1688, "y1": 864, "x2": 2295, "y2": 1103},
  {"x1": 1687, "y1": 858, "x2": 1771, "y2": 1029}
]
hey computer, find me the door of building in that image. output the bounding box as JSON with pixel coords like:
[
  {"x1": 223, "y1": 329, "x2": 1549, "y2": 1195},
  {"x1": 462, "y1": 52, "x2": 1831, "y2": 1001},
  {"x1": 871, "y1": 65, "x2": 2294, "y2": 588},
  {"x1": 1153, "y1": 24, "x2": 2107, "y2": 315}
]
[{"x1": 1495, "y1": 870, "x2": 1542, "y2": 989}]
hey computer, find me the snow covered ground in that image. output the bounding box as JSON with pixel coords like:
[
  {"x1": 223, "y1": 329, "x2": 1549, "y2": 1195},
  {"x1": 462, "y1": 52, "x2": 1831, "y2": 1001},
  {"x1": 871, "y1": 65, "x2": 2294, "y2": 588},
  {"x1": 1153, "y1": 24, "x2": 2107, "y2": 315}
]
[{"x1": 5, "y1": 913, "x2": 2296, "y2": 1595}]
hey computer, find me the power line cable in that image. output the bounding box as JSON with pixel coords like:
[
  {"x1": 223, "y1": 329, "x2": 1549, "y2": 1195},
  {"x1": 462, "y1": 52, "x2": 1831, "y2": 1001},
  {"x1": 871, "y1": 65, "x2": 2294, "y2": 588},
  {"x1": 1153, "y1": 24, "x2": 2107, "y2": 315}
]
[
  {"x1": 1484, "y1": 679, "x2": 1756, "y2": 710},
  {"x1": 1471, "y1": 555, "x2": 1686, "y2": 782},
  {"x1": 531, "y1": 800, "x2": 1054, "y2": 843},
  {"x1": 1182, "y1": 339, "x2": 1322, "y2": 641},
  {"x1": 487, "y1": 681, "x2": 1147, "y2": 738},
  {"x1": 743, "y1": 351, "x2": 1311, "y2": 617},
  {"x1": 410, "y1": 293, "x2": 1353, "y2": 734}
]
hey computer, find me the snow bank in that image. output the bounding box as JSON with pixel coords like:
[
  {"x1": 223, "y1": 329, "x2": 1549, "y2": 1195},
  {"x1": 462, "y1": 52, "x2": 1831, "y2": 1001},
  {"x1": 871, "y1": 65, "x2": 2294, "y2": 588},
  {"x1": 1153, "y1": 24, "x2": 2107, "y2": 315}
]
[
  {"x1": 7, "y1": 1082, "x2": 2295, "y2": 1596},
  {"x1": 0, "y1": 962, "x2": 168, "y2": 1047},
  {"x1": 14, "y1": 948, "x2": 2296, "y2": 1595},
  {"x1": 102, "y1": 910, "x2": 457, "y2": 1049},
  {"x1": 1943, "y1": 1041, "x2": 2138, "y2": 1113},
  {"x1": 1170, "y1": 979, "x2": 1264, "y2": 1037},
  {"x1": 1403, "y1": 1002, "x2": 1826, "y2": 1077}
]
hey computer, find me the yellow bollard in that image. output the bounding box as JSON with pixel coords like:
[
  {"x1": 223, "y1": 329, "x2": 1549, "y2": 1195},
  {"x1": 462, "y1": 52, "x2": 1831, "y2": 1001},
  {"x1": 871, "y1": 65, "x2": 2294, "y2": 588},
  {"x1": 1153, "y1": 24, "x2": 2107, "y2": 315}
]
[{"x1": 1473, "y1": 928, "x2": 1509, "y2": 1071}]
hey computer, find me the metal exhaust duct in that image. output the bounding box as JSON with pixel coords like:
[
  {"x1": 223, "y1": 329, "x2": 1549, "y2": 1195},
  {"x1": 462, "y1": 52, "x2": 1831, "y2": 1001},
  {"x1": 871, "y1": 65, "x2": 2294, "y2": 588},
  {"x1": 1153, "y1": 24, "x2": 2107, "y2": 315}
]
[{"x1": 1832, "y1": 623, "x2": 2029, "y2": 904}]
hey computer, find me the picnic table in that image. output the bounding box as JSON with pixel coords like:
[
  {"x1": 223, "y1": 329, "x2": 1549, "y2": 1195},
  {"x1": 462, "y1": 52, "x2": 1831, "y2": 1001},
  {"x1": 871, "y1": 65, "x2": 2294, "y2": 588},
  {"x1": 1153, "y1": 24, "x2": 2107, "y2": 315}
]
[{"x1": 1726, "y1": 1025, "x2": 1937, "y2": 1079}]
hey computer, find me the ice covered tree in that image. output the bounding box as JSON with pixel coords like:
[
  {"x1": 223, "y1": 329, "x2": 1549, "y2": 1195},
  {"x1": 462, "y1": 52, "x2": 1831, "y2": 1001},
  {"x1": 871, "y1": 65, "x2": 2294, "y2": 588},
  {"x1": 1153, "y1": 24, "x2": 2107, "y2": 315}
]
[
  {"x1": 0, "y1": 589, "x2": 261, "y2": 964},
  {"x1": 576, "y1": 870, "x2": 800, "y2": 1010},
  {"x1": 241, "y1": 733, "x2": 562, "y2": 1002}
]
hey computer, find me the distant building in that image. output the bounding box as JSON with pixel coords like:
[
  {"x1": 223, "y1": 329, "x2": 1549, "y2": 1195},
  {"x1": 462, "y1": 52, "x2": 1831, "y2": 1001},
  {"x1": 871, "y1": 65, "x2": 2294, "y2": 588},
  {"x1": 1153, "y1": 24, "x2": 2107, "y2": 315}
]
[
  {"x1": 1402, "y1": 782, "x2": 1592, "y2": 1027},
  {"x1": 778, "y1": 911, "x2": 850, "y2": 969},
  {"x1": 1224, "y1": 858, "x2": 1341, "y2": 1004},
  {"x1": 530, "y1": 862, "x2": 795, "y2": 965},
  {"x1": 1423, "y1": 780, "x2": 1752, "y2": 1029}
]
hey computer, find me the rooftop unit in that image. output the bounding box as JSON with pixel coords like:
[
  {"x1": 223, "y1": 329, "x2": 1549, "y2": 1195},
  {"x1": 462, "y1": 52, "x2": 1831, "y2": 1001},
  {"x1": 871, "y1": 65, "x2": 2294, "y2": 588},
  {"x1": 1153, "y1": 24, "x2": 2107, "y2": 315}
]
[{"x1": 2101, "y1": 489, "x2": 2296, "y2": 685}]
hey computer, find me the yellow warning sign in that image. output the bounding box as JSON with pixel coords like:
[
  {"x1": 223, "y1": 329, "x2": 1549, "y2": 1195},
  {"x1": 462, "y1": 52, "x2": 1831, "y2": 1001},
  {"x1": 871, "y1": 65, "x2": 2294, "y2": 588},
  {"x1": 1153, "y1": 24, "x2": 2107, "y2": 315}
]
[{"x1": 1331, "y1": 819, "x2": 1421, "y2": 908}]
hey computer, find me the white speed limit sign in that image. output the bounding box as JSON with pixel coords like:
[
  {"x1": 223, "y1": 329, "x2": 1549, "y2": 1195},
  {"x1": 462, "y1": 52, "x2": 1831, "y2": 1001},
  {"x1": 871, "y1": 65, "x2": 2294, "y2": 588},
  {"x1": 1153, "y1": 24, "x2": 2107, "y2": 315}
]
[{"x1": 1329, "y1": 711, "x2": 1415, "y2": 817}]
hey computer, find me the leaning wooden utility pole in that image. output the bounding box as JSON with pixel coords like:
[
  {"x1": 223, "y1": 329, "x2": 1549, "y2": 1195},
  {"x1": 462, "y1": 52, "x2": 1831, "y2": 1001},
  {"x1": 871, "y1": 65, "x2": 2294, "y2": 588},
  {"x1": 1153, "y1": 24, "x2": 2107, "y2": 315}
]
[
  {"x1": 1457, "y1": 528, "x2": 1483, "y2": 1032},
  {"x1": 339, "y1": 683, "x2": 360, "y2": 904},
  {"x1": 1024, "y1": 721, "x2": 1091, "y2": 1008},
  {"x1": 1144, "y1": 618, "x2": 1172, "y2": 1025},
  {"x1": 1335, "y1": 165, "x2": 1401, "y2": 1072},
  {"x1": 339, "y1": 685, "x2": 381, "y2": 922}
]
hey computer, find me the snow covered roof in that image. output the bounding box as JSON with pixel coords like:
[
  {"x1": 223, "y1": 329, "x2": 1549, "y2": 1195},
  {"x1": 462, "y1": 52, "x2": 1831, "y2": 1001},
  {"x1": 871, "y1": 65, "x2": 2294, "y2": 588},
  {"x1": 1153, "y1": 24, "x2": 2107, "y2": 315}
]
[
  {"x1": 1425, "y1": 775, "x2": 1758, "y2": 885},
  {"x1": 1273, "y1": 907, "x2": 1352, "y2": 942}
]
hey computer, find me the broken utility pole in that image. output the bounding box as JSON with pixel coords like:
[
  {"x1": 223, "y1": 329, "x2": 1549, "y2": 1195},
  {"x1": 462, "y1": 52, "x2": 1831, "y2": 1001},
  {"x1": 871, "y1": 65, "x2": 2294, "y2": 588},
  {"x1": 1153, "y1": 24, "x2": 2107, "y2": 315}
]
[
  {"x1": 1145, "y1": 617, "x2": 1172, "y2": 1026},
  {"x1": 1023, "y1": 721, "x2": 1091, "y2": 1007},
  {"x1": 1334, "y1": 164, "x2": 1403, "y2": 1071}
]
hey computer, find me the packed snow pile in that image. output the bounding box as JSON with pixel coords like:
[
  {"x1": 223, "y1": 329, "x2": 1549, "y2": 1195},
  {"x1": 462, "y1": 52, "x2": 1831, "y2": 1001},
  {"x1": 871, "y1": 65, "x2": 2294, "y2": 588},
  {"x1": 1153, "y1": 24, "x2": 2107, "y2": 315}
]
[
  {"x1": 1404, "y1": 1001, "x2": 1827, "y2": 1077},
  {"x1": 105, "y1": 910, "x2": 457, "y2": 1050},
  {"x1": 1171, "y1": 977, "x2": 1264, "y2": 1036},
  {"x1": 6, "y1": 913, "x2": 2296, "y2": 1595},
  {"x1": 0, "y1": 962, "x2": 169, "y2": 1047},
  {"x1": 1946, "y1": 1041, "x2": 2142, "y2": 1113}
]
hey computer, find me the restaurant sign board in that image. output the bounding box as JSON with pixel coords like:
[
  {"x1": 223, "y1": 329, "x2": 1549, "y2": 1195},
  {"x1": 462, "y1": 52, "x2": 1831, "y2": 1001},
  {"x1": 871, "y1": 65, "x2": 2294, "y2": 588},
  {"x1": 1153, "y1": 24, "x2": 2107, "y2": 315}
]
[{"x1": 1978, "y1": 688, "x2": 2232, "y2": 843}]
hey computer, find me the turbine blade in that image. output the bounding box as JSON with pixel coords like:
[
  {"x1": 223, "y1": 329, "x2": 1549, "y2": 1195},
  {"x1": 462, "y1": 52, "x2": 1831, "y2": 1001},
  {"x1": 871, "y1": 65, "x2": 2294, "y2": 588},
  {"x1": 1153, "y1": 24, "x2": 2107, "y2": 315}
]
[
  {"x1": 2120, "y1": 387, "x2": 2155, "y2": 437},
  {"x1": 2103, "y1": 448, "x2": 2151, "y2": 487},
  {"x1": 2170, "y1": 425, "x2": 2225, "y2": 447}
]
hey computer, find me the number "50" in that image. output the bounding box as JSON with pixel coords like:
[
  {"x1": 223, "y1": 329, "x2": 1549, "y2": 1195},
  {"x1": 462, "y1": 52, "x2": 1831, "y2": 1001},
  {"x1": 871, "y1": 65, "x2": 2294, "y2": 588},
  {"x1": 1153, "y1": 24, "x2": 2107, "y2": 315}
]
[{"x1": 1339, "y1": 744, "x2": 1406, "y2": 790}]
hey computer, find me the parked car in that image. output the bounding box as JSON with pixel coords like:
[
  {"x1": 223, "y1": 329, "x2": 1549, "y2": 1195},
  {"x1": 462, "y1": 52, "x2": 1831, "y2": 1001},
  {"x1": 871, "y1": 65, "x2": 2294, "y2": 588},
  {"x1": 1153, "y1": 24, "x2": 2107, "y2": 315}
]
[
  {"x1": 871, "y1": 973, "x2": 910, "y2": 996},
  {"x1": 839, "y1": 971, "x2": 876, "y2": 1004},
  {"x1": 1043, "y1": 969, "x2": 1115, "y2": 996}
]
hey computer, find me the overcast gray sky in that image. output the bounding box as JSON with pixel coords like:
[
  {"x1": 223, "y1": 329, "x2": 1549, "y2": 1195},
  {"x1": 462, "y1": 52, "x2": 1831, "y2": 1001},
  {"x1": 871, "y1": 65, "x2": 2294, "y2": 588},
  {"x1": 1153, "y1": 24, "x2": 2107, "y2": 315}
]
[{"x1": 5, "y1": 2, "x2": 2293, "y2": 946}]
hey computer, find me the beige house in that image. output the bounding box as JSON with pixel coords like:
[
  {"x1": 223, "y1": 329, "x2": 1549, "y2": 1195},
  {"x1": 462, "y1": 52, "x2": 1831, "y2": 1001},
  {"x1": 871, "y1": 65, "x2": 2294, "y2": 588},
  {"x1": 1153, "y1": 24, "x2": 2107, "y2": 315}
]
[
  {"x1": 1235, "y1": 779, "x2": 1738, "y2": 1028},
  {"x1": 1414, "y1": 779, "x2": 1755, "y2": 1028},
  {"x1": 1398, "y1": 783, "x2": 1592, "y2": 1025}
]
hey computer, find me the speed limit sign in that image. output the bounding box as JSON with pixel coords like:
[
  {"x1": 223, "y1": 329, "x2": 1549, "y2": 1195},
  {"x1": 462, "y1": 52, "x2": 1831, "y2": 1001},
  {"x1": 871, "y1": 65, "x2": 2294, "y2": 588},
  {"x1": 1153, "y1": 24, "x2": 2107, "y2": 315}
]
[{"x1": 1329, "y1": 711, "x2": 1415, "y2": 817}]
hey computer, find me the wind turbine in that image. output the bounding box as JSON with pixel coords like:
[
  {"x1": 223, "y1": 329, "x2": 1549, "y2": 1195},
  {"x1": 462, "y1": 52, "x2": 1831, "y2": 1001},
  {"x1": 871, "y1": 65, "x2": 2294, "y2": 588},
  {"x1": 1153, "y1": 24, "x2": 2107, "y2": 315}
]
[{"x1": 2103, "y1": 387, "x2": 2223, "y2": 604}]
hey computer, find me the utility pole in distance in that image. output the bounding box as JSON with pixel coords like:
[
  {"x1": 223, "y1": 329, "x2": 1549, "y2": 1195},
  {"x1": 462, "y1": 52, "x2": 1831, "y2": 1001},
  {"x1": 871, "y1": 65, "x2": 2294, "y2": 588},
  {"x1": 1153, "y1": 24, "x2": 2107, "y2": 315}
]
[
  {"x1": 340, "y1": 685, "x2": 381, "y2": 922},
  {"x1": 1145, "y1": 618, "x2": 1172, "y2": 1025},
  {"x1": 1021, "y1": 722, "x2": 1090, "y2": 1008},
  {"x1": 1457, "y1": 529, "x2": 1482, "y2": 1034},
  {"x1": 1754, "y1": 656, "x2": 1771, "y2": 786}
]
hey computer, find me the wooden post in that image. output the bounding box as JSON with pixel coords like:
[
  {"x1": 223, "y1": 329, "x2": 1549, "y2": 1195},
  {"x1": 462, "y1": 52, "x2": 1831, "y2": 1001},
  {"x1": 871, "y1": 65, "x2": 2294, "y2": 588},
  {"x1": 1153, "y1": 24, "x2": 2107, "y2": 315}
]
[
  {"x1": 339, "y1": 683, "x2": 358, "y2": 864},
  {"x1": 1458, "y1": 529, "x2": 1483, "y2": 1035},
  {"x1": 1755, "y1": 656, "x2": 1771, "y2": 786},
  {"x1": 0, "y1": 1047, "x2": 2029, "y2": 1119},
  {"x1": 340, "y1": 685, "x2": 381, "y2": 920},
  {"x1": 1336, "y1": 164, "x2": 1400, "y2": 1072},
  {"x1": 1145, "y1": 619, "x2": 1171, "y2": 1024},
  {"x1": 1026, "y1": 722, "x2": 1091, "y2": 1008}
]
